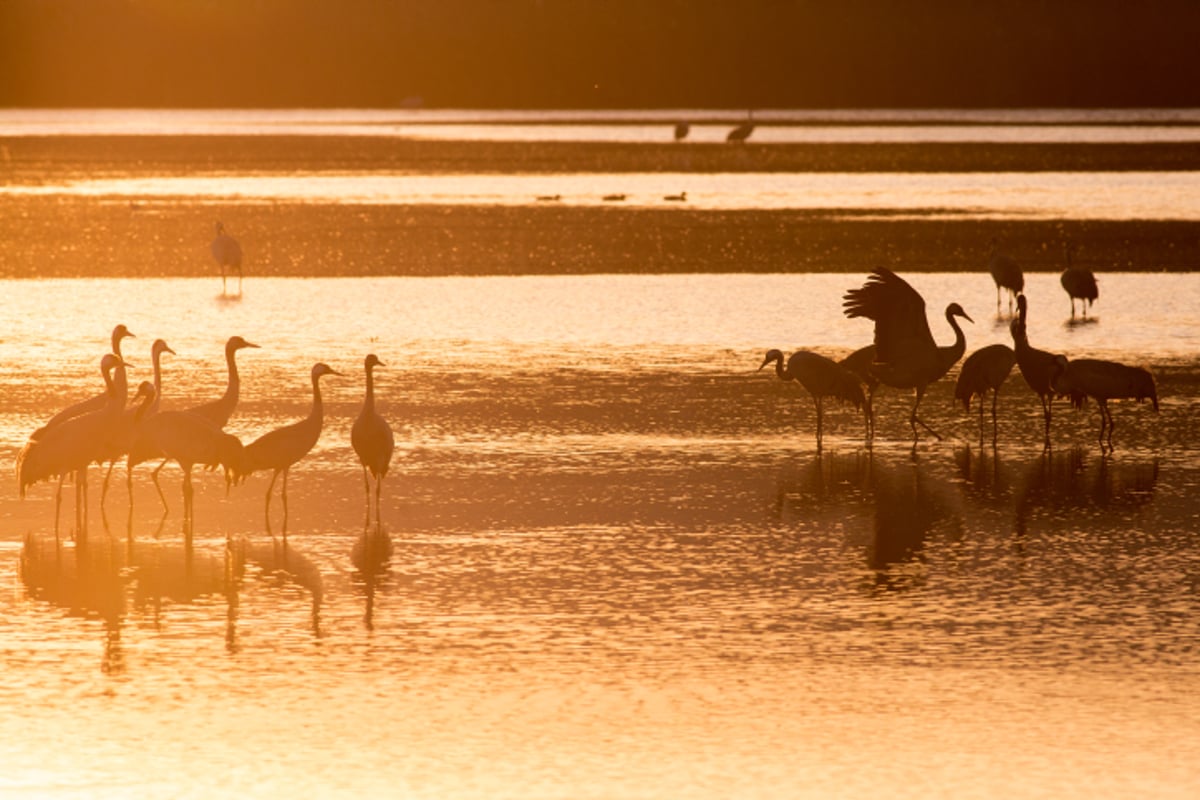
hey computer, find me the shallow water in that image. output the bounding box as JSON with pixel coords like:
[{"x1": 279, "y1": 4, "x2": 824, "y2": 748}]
[
  {"x1": 1, "y1": 274, "x2": 1198, "y2": 798},
  {"x1": 9, "y1": 170, "x2": 1200, "y2": 220}
]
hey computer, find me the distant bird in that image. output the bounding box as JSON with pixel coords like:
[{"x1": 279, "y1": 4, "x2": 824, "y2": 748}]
[
  {"x1": 843, "y1": 267, "x2": 973, "y2": 443},
  {"x1": 988, "y1": 237, "x2": 1024, "y2": 317},
  {"x1": 142, "y1": 407, "x2": 244, "y2": 526},
  {"x1": 602, "y1": 193, "x2": 626, "y2": 202},
  {"x1": 673, "y1": 122, "x2": 690, "y2": 141},
  {"x1": 212, "y1": 222, "x2": 244, "y2": 296},
  {"x1": 239, "y1": 363, "x2": 341, "y2": 535},
  {"x1": 838, "y1": 344, "x2": 880, "y2": 440},
  {"x1": 536, "y1": 194, "x2": 561, "y2": 202},
  {"x1": 1051, "y1": 356, "x2": 1157, "y2": 450},
  {"x1": 954, "y1": 343, "x2": 1017, "y2": 444},
  {"x1": 759, "y1": 349, "x2": 868, "y2": 449},
  {"x1": 663, "y1": 191, "x2": 687, "y2": 202},
  {"x1": 727, "y1": 111, "x2": 755, "y2": 143},
  {"x1": 351, "y1": 354, "x2": 395, "y2": 526},
  {"x1": 16, "y1": 354, "x2": 128, "y2": 537},
  {"x1": 1060, "y1": 242, "x2": 1098, "y2": 320},
  {"x1": 1010, "y1": 294, "x2": 1064, "y2": 448},
  {"x1": 35, "y1": 324, "x2": 134, "y2": 436},
  {"x1": 186, "y1": 336, "x2": 260, "y2": 428}
]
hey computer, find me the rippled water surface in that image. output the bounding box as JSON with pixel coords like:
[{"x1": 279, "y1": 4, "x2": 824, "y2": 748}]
[{"x1": 1, "y1": 274, "x2": 1198, "y2": 798}]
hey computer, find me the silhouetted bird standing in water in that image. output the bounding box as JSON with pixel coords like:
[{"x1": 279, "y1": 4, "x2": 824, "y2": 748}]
[
  {"x1": 1010, "y1": 294, "x2": 1064, "y2": 448},
  {"x1": 954, "y1": 343, "x2": 1016, "y2": 444},
  {"x1": 673, "y1": 122, "x2": 690, "y2": 141},
  {"x1": 988, "y1": 237, "x2": 1024, "y2": 317},
  {"x1": 759, "y1": 349, "x2": 868, "y2": 449},
  {"x1": 727, "y1": 111, "x2": 755, "y2": 143},
  {"x1": 212, "y1": 221, "x2": 243, "y2": 296},
  {"x1": 1051, "y1": 355, "x2": 1157, "y2": 451},
  {"x1": 142, "y1": 403, "x2": 245, "y2": 531},
  {"x1": 238, "y1": 362, "x2": 341, "y2": 537},
  {"x1": 1060, "y1": 242, "x2": 1098, "y2": 320},
  {"x1": 16, "y1": 354, "x2": 129, "y2": 538},
  {"x1": 843, "y1": 267, "x2": 973, "y2": 444},
  {"x1": 351, "y1": 354, "x2": 394, "y2": 527},
  {"x1": 837, "y1": 344, "x2": 880, "y2": 440}
]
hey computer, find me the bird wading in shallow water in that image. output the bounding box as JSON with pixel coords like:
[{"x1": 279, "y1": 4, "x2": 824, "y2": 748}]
[
  {"x1": 1060, "y1": 242, "x2": 1098, "y2": 320},
  {"x1": 1010, "y1": 294, "x2": 1066, "y2": 448},
  {"x1": 212, "y1": 221, "x2": 244, "y2": 296},
  {"x1": 238, "y1": 362, "x2": 341, "y2": 537},
  {"x1": 988, "y1": 237, "x2": 1024, "y2": 317},
  {"x1": 351, "y1": 354, "x2": 395, "y2": 528},
  {"x1": 842, "y1": 267, "x2": 973, "y2": 445},
  {"x1": 1051, "y1": 355, "x2": 1157, "y2": 451},
  {"x1": 954, "y1": 343, "x2": 1016, "y2": 446},
  {"x1": 760, "y1": 349, "x2": 868, "y2": 449}
]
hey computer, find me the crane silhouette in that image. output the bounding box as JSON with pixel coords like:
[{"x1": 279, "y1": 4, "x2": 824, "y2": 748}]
[
  {"x1": 97, "y1": 378, "x2": 160, "y2": 506},
  {"x1": 1060, "y1": 242, "x2": 1098, "y2": 320},
  {"x1": 212, "y1": 221, "x2": 243, "y2": 296},
  {"x1": 727, "y1": 111, "x2": 754, "y2": 143},
  {"x1": 142, "y1": 405, "x2": 245, "y2": 530},
  {"x1": 759, "y1": 349, "x2": 868, "y2": 449},
  {"x1": 954, "y1": 343, "x2": 1016, "y2": 444},
  {"x1": 143, "y1": 335, "x2": 257, "y2": 506},
  {"x1": 238, "y1": 362, "x2": 341, "y2": 536},
  {"x1": 108, "y1": 338, "x2": 175, "y2": 504},
  {"x1": 35, "y1": 324, "x2": 134, "y2": 435},
  {"x1": 186, "y1": 335, "x2": 260, "y2": 428},
  {"x1": 351, "y1": 354, "x2": 395, "y2": 527},
  {"x1": 16, "y1": 354, "x2": 128, "y2": 539},
  {"x1": 842, "y1": 267, "x2": 973, "y2": 444},
  {"x1": 838, "y1": 344, "x2": 880, "y2": 440},
  {"x1": 1010, "y1": 293, "x2": 1065, "y2": 448},
  {"x1": 988, "y1": 237, "x2": 1024, "y2": 317},
  {"x1": 1051, "y1": 356, "x2": 1157, "y2": 451}
]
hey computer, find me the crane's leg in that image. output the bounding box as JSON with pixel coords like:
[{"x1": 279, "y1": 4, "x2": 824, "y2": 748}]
[
  {"x1": 281, "y1": 468, "x2": 290, "y2": 539},
  {"x1": 101, "y1": 461, "x2": 115, "y2": 506},
  {"x1": 814, "y1": 396, "x2": 823, "y2": 451},
  {"x1": 374, "y1": 474, "x2": 383, "y2": 528},
  {"x1": 126, "y1": 456, "x2": 134, "y2": 510},
  {"x1": 1105, "y1": 405, "x2": 1115, "y2": 451},
  {"x1": 910, "y1": 388, "x2": 942, "y2": 442},
  {"x1": 867, "y1": 385, "x2": 877, "y2": 442},
  {"x1": 183, "y1": 469, "x2": 194, "y2": 523},
  {"x1": 151, "y1": 459, "x2": 170, "y2": 512},
  {"x1": 221, "y1": 267, "x2": 227, "y2": 295},
  {"x1": 1070, "y1": 298, "x2": 1077, "y2": 319},
  {"x1": 265, "y1": 470, "x2": 279, "y2": 534},
  {"x1": 1041, "y1": 394, "x2": 1053, "y2": 449},
  {"x1": 991, "y1": 389, "x2": 1000, "y2": 447},
  {"x1": 361, "y1": 465, "x2": 371, "y2": 526},
  {"x1": 54, "y1": 474, "x2": 66, "y2": 542},
  {"x1": 237, "y1": 266, "x2": 243, "y2": 295}
]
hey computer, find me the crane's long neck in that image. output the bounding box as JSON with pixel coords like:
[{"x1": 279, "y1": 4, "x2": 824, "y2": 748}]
[
  {"x1": 309, "y1": 373, "x2": 325, "y2": 423},
  {"x1": 151, "y1": 349, "x2": 165, "y2": 413},
  {"x1": 113, "y1": 362, "x2": 129, "y2": 409},
  {"x1": 943, "y1": 311, "x2": 968, "y2": 365},
  {"x1": 363, "y1": 365, "x2": 376, "y2": 413},
  {"x1": 771, "y1": 354, "x2": 790, "y2": 382},
  {"x1": 223, "y1": 345, "x2": 241, "y2": 407}
]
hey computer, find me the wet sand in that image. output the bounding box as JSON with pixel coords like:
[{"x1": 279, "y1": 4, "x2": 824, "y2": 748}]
[{"x1": 2, "y1": 135, "x2": 1199, "y2": 277}]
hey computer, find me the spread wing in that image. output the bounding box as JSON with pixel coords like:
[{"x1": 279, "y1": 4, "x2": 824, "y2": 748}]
[{"x1": 842, "y1": 268, "x2": 935, "y2": 364}]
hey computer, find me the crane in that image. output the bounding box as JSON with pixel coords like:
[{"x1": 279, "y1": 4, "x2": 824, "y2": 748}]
[
  {"x1": 842, "y1": 267, "x2": 973, "y2": 444},
  {"x1": 238, "y1": 362, "x2": 341, "y2": 536},
  {"x1": 351, "y1": 354, "x2": 395, "y2": 527},
  {"x1": 759, "y1": 349, "x2": 868, "y2": 449}
]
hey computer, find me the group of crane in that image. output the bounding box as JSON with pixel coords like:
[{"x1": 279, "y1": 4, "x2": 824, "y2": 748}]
[
  {"x1": 15, "y1": 326, "x2": 394, "y2": 541},
  {"x1": 761, "y1": 244, "x2": 1156, "y2": 451}
]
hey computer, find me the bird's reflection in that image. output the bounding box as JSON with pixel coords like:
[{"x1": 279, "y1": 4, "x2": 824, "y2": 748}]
[
  {"x1": 868, "y1": 454, "x2": 960, "y2": 592},
  {"x1": 955, "y1": 444, "x2": 1012, "y2": 507},
  {"x1": 244, "y1": 537, "x2": 324, "y2": 637},
  {"x1": 20, "y1": 533, "x2": 126, "y2": 674},
  {"x1": 1014, "y1": 447, "x2": 1159, "y2": 538},
  {"x1": 351, "y1": 522, "x2": 394, "y2": 632},
  {"x1": 774, "y1": 449, "x2": 961, "y2": 592}
]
